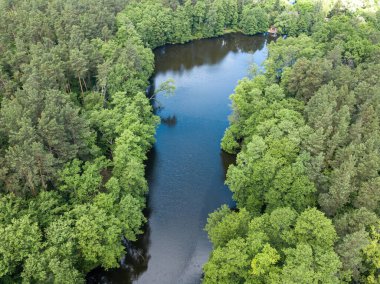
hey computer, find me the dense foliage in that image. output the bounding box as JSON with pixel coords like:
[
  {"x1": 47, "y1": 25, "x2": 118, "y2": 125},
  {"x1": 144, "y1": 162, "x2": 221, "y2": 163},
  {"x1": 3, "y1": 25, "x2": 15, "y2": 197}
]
[
  {"x1": 205, "y1": 206, "x2": 341, "y2": 283},
  {"x1": 0, "y1": 0, "x2": 158, "y2": 282},
  {"x1": 118, "y1": 0, "x2": 344, "y2": 48},
  {"x1": 210, "y1": 2, "x2": 380, "y2": 284},
  {"x1": 1, "y1": 0, "x2": 380, "y2": 283}
]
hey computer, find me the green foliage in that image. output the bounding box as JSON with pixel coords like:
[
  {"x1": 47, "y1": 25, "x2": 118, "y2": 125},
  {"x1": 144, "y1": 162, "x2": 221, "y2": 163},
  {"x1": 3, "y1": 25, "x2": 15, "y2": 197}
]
[
  {"x1": 281, "y1": 58, "x2": 332, "y2": 101},
  {"x1": 251, "y1": 244, "x2": 280, "y2": 280},
  {"x1": 223, "y1": 77, "x2": 315, "y2": 214},
  {"x1": 363, "y1": 223, "x2": 380, "y2": 283},
  {"x1": 1, "y1": 0, "x2": 380, "y2": 282},
  {"x1": 121, "y1": 0, "x2": 350, "y2": 46},
  {"x1": 72, "y1": 203, "x2": 124, "y2": 269},
  {"x1": 100, "y1": 23, "x2": 154, "y2": 95},
  {"x1": 294, "y1": 208, "x2": 337, "y2": 250},
  {"x1": 281, "y1": 243, "x2": 341, "y2": 284},
  {"x1": 0, "y1": 88, "x2": 95, "y2": 196},
  {"x1": 220, "y1": 127, "x2": 240, "y2": 154},
  {"x1": 205, "y1": 205, "x2": 250, "y2": 248},
  {"x1": 0, "y1": 0, "x2": 158, "y2": 282},
  {"x1": 265, "y1": 35, "x2": 323, "y2": 80},
  {"x1": 203, "y1": 238, "x2": 250, "y2": 284},
  {"x1": 209, "y1": 5, "x2": 380, "y2": 283},
  {"x1": 204, "y1": 207, "x2": 342, "y2": 283},
  {"x1": 240, "y1": 6, "x2": 269, "y2": 35},
  {"x1": 0, "y1": 215, "x2": 42, "y2": 278},
  {"x1": 58, "y1": 157, "x2": 110, "y2": 204}
]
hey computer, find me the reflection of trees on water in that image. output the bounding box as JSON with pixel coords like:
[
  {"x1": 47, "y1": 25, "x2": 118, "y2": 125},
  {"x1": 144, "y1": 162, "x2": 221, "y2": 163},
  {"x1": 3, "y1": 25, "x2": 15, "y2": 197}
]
[
  {"x1": 161, "y1": 115, "x2": 177, "y2": 127},
  {"x1": 86, "y1": 229, "x2": 151, "y2": 284},
  {"x1": 154, "y1": 33, "x2": 274, "y2": 74},
  {"x1": 220, "y1": 150, "x2": 236, "y2": 180}
]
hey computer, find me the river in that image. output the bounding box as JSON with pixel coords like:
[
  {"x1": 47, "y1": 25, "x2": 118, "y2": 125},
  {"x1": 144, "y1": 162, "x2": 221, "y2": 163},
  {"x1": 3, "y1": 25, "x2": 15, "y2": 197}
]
[{"x1": 88, "y1": 33, "x2": 272, "y2": 284}]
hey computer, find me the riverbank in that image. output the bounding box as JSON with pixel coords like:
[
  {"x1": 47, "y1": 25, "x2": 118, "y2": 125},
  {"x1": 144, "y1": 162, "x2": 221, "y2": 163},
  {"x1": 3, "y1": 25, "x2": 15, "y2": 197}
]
[{"x1": 87, "y1": 33, "x2": 272, "y2": 284}]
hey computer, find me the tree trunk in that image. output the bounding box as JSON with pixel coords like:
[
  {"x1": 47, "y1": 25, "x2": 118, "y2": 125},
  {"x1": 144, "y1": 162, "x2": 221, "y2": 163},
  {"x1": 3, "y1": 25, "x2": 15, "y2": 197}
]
[
  {"x1": 82, "y1": 77, "x2": 88, "y2": 91},
  {"x1": 78, "y1": 76, "x2": 84, "y2": 96}
]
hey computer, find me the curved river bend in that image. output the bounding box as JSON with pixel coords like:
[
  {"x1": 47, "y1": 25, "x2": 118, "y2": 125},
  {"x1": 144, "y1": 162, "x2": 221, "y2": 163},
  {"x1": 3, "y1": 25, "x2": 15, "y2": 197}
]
[{"x1": 88, "y1": 33, "x2": 272, "y2": 284}]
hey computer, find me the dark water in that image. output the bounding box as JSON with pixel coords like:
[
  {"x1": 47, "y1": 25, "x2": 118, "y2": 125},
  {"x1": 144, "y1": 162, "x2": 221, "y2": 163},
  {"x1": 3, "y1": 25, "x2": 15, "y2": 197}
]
[{"x1": 88, "y1": 33, "x2": 272, "y2": 284}]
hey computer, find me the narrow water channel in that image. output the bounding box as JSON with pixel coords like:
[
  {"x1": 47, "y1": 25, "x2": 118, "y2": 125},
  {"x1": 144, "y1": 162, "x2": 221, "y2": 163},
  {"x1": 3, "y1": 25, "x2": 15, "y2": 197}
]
[{"x1": 88, "y1": 33, "x2": 272, "y2": 284}]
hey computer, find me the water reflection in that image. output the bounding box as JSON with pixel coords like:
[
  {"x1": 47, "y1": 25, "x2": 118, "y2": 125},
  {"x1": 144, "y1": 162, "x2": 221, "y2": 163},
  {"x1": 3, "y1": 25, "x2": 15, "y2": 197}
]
[
  {"x1": 87, "y1": 33, "x2": 271, "y2": 284},
  {"x1": 154, "y1": 33, "x2": 269, "y2": 75},
  {"x1": 87, "y1": 235, "x2": 150, "y2": 284},
  {"x1": 161, "y1": 115, "x2": 177, "y2": 127},
  {"x1": 220, "y1": 151, "x2": 236, "y2": 179}
]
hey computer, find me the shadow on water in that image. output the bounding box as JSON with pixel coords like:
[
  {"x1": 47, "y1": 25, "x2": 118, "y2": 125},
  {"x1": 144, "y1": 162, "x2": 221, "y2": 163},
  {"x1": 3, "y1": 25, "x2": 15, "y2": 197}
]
[
  {"x1": 161, "y1": 115, "x2": 177, "y2": 127},
  {"x1": 154, "y1": 33, "x2": 269, "y2": 75},
  {"x1": 87, "y1": 228, "x2": 151, "y2": 284},
  {"x1": 87, "y1": 33, "x2": 273, "y2": 284},
  {"x1": 220, "y1": 151, "x2": 236, "y2": 180}
]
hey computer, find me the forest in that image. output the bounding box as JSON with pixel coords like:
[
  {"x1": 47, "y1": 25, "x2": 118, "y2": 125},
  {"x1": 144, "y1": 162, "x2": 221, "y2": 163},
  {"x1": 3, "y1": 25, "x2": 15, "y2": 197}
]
[
  {"x1": 0, "y1": 0, "x2": 379, "y2": 283},
  {"x1": 207, "y1": 2, "x2": 380, "y2": 284}
]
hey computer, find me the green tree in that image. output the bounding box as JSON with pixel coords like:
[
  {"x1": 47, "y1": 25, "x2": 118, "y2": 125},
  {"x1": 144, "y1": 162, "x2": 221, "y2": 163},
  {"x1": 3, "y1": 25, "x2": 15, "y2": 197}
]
[
  {"x1": 0, "y1": 216, "x2": 42, "y2": 277},
  {"x1": 205, "y1": 205, "x2": 250, "y2": 248},
  {"x1": 204, "y1": 208, "x2": 341, "y2": 283},
  {"x1": 203, "y1": 238, "x2": 250, "y2": 284},
  {"x1": 239, "y1": 6, "x2": 269, "y2": 35}
]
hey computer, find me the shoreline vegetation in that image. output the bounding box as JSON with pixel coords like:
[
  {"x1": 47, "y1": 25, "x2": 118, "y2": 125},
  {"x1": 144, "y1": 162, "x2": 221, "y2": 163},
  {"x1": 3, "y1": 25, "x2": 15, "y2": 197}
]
[{"x1": 0, "y1": 0, "x2": 379, "y2": 283}]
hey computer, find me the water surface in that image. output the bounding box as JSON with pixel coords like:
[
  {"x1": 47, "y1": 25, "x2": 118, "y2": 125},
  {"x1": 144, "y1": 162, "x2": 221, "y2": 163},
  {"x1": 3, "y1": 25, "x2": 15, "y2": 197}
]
[{"x1": 88, "y1": 33, "x2": 271, "y2": 284}]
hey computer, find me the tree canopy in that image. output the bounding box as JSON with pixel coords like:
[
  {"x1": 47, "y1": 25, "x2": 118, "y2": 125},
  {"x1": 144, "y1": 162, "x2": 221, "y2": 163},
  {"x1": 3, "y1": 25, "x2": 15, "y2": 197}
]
[
  {"x1": 0, "y1": 0, "x2": 157, "y2": 281},
  {"x1": 1, "y1": 0, "x2": 380, "y2": 282},
  {"x1": 208, "y1": 1, "x2": 380, "y2": 283}
]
